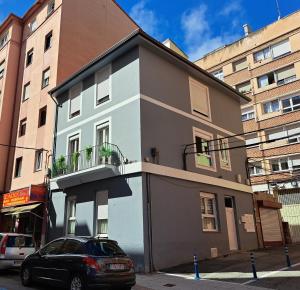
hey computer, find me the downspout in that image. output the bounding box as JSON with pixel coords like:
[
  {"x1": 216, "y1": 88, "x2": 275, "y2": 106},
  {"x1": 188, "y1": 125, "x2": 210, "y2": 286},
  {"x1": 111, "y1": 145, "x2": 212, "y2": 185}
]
[{"x1": 146, "y1": 172, "x2": 154, "y2": 272}]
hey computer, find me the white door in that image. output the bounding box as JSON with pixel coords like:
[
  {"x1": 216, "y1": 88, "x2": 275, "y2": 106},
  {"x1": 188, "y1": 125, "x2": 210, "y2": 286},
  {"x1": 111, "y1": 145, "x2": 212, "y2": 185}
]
[{"x1": 225, "y1": 197, "x2": 239, "y2": 251}]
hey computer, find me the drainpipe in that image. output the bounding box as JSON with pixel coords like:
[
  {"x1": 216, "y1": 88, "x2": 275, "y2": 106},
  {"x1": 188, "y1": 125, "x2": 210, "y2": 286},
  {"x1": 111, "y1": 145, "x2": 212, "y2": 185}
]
[{"x1": 146, "y1": 173, "x2": 154, "y2": 272}]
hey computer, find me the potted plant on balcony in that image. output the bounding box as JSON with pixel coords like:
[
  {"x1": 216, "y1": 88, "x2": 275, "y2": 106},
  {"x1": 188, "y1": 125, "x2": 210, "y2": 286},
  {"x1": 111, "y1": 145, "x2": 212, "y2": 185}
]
[
  {"x1": 56, "y1": 155, "x2": 67, "y2": 175},
  {"x1": 72, "y1": 152, "x2": 80, "y2": 171},
  {"x1": 85, "y1": 146, "x2": 93, "y2": 165},
  {"x1": 99, "y1": 146, "x2": 112, "y2": 164}
]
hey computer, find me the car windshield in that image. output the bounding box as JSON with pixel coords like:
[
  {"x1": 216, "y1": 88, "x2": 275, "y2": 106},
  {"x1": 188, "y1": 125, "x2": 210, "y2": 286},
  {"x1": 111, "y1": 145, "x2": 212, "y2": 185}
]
[
  {"x1": 84, "y1": 240, "x2": 126, "y2": 257},
  {"x1": 6, "y1": 236, "x2": 34, "y2": 248}
]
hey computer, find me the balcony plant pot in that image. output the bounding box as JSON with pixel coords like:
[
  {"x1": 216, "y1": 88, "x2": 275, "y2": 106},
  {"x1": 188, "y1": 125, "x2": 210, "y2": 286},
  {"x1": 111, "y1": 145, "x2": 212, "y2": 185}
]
[
  {"x1": 99, "y1": 146, "x2": 112, "y2": 164},
  {"x1": 72, "y1": 152, "x2": 80, "y2": 171},
  {"x1": 85, "y1": 146, "x2": 93, "y2": 166},
  {"x1": 56, "y1": 155, "x2": 67, "y2": 175}
]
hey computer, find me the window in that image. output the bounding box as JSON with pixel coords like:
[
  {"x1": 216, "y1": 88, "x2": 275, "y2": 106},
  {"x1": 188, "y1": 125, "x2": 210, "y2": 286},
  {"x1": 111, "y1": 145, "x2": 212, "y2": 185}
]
[
  {"x1": 69, "y1": 83, "x2": 81, "y2": 119},
  {"x1": 38, "y1": 106, "x2": 47, "y2": 127},
  {"x1": 218, "y1": 137, "x2": 231, "y2": 169},
  {"x1": 271, "y1": 159, "x2": 289, "y2": 172},
  {"x1": 276, "y1": 65, "x2": 296, "y2": 86},
  {"x1": 287, "y1": 124, "x2": 300, "y2": 144},
  {"x1": 19, "y1": 118, "x2": 27, "y2": 137},
  {"x1": 96, "y1": 191, "x2": 108, "y2": 237},
  {"x1": 245, "y1": 133, "x2": 259, "y2": 148},
  {"x1": 195, "y1": 132, "x2": 214, "y2": 169},
  {"x1": 44, "y1": 31, "x2": 53, "y2": 51},
  {"x1": 190, "y1": 78, "x2": 210, "y2": 119},
  {"x1": 96, "y1": 65, "x2": 110, "y2": 106},
  {"x1": 290, "y1": 156, "x2": 300, "y2": 171},
  {"x1": 61, "y1": 239, "x2": 82, "y2": 255},
  {"x1": 254, "y1": 47, "x2": 271, "y2": 62},
  {"x1": 0, "y1": 60, "x2": 5, "y2": 79},
  {"x1": 68, "y1": 134, "x2": 80, "y2": 171},
  {"x1": 40, "y1": 239, "x2": 64, "y2": 256},
  {"x1": 233, "y1": 58, "x2": 248, "y2": 72},
  {"x1": 241, "y1": 109, "x2": 255, "y2": 121},
  {"x1": 249, "y1": 162, "x2": 263, "y2": 176},
  {"x1": 30, "y1": 19, "x2": 38, "y2": 32},
  {"x1": 26, "y1": 49, "x2": 33, "y2": 66},
  {"x1": 282, "y1": 96, "x2": 300, "y2": 113},
  {"x1": 41, "y1": 67, "x2": 50, "y2": 88},
  {"x1": 236, "y1": 81, "x2": 252, "y2": 94},
  {"x1": 34, "y1": 150, "x2": 43, "y2": 171},
  {"x1": 15, "y1": 157, "x2": 23, "y2": 178},
  {"x1": 67, "y1": 198, "x2": 76, "y2": 235},
  {"x1": 267, "y1": 127, "x2": 286, "y2": 141},
  {"x1": 22, "y1": 82, "x2": 30, "y2": 102},
  {"x1": 212, "y1": 69, "x2": 224, "y2": 81},
  {"x1": 200, "y1": 193, "x2": 218, "y2": 232},
  {"x1": 258, "y1": 72, "x2": 275, "y2": 88},
  {"x1": 47, "y1": 0, "x2": 55, "y2": 15},
  {"x1": 263, "y1": 99, "x2": 280, "y2": 114},
  {"x1": 0, "y1": 32, "x2": 8, "y2": 49}
]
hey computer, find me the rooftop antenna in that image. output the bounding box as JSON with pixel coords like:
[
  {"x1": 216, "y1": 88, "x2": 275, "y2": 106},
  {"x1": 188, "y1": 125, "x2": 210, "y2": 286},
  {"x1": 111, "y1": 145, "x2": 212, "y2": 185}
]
[{"x1": 275, "y1": 0, "x2": 281, "y2": 20}]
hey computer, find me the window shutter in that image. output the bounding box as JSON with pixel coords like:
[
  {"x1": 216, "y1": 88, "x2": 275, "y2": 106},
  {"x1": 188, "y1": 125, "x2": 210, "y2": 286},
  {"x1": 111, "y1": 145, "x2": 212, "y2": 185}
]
[
  {"x1": 190, "y1": 78, "x2": 210, "y2": 117},
  {"x1": 272, "y1": 39, "x2": 291, "y2": 58},
  {"x1": 96, "y1": 65, "x2": 110, "y2": 103},
  {"x1": 268, "y1": 128, "x2": 286, "y2": 140},
  {"x1": 233, "y1": 58, "x2": 247, "y2": 71},
  {"x1": 237, "y1": 81, "x2": 251, "y2": 93},
  {"x1": 69, "y1": 83, "x2": 81, "y2": 116},
  {"x1": 276, "y1": 66, "x2": 295, "y2": 81},
  {"x1": 287, "y1": 124, "x2": 300, "y2": 136}
]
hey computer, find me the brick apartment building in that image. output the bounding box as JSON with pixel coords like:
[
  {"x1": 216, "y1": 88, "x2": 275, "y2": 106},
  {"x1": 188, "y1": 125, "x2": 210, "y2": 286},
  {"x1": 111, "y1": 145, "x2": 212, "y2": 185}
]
[
  {"x1": 0, "y1": 0, "x2": 138, "y2": 245},
  {"x1": 196, "y1": 10, "x2": 300, "y2": 247}
]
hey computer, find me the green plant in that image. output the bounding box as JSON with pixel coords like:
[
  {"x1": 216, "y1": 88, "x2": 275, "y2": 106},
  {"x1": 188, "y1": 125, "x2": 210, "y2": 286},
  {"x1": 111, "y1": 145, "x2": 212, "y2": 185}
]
[
  {"x1": 85, "y1": 146, "x2": 93, "y2": 162},
  {"x1": 56, "y1": 155, "x2": 67, "y2": 172},
  {"x1": 99, "y1": 146, "x2": 112, "y2": 158},
  {"x1": 72, "y1": 152, "x2": 80, "y2": 168}
]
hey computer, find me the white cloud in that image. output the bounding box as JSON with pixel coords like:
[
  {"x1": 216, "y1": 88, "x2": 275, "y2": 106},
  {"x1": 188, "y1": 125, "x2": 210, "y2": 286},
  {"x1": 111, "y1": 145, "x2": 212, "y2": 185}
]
[
  {"x1": 181, "y1": 3, "x2": 243, "y2": 61},
  {"x1": 130, "y1": 1, "x2": 161, "y2": 39},
  {"x1": 219, "y1": 0, "x2": 242, "y2": 16}
]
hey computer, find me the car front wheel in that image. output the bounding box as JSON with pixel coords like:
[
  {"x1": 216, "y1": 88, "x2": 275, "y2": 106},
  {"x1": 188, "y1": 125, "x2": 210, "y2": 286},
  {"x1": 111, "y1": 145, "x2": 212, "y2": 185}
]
[
  {"x1": 70, "y1": 275, "x2": 86, "y2": 290},
  {"x1": 21, "y1": 267, "x2": 32, "y2": 287}
]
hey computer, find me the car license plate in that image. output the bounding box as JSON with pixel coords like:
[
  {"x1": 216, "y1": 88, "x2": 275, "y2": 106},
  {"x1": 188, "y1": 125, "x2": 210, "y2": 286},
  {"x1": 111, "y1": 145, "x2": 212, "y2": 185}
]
[{"x1": 109, "y1": 263, "x2": 125, "y2": 270}]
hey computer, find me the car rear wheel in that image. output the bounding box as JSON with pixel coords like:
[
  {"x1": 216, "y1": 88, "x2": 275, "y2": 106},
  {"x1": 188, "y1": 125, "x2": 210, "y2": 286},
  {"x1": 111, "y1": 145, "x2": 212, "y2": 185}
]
[
  {"x1": 21, "y1": 267, "x2": 32, "y2": 287},
  {"x1": 70, "y1": 275, "x2": 86, "y2": 290}
]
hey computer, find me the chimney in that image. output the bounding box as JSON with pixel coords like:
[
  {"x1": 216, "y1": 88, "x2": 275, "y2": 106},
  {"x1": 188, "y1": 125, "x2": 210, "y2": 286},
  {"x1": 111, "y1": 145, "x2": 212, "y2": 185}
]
[{"x1": 243, "y1": 24, "x2": 252, "y2": 37}]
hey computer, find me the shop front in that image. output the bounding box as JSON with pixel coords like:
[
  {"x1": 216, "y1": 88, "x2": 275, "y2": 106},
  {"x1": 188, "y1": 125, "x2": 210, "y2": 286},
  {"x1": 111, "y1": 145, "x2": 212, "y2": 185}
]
[{"x1": 0, "y1": 185, "x2": 47, "y2": 248}]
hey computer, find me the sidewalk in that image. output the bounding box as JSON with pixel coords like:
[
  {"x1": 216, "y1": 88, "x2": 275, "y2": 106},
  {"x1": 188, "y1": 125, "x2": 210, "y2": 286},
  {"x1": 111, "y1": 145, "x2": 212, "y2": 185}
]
[{"x1": 134, "y1": 273, "x2": 270, "y2": 290}]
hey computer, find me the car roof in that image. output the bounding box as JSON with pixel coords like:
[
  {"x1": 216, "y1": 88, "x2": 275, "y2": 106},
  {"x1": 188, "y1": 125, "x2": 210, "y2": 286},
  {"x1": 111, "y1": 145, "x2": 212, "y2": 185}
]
[
  {"x1": 52, "y1": 236, "x2": 118, "y2": 244},
  {"x1": 0, "y1": 233, "x2": 33, "y2": 237}
]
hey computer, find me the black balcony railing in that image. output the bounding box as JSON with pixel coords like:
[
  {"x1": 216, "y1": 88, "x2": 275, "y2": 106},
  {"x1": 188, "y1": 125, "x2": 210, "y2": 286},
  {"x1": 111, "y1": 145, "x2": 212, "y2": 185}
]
[{"x1": 52, "y1": 142, "x2": 127, "y2": 178}]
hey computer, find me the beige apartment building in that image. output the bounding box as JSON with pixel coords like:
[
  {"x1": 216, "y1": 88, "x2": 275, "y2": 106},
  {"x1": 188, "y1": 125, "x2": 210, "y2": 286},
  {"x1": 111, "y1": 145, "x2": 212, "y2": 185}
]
[
  {"x1": 196, "y1": 10, "x2": 300, "y2": 247},
  {"x1": 0, "y1": 0, "x2": 138, "y2": 244}
]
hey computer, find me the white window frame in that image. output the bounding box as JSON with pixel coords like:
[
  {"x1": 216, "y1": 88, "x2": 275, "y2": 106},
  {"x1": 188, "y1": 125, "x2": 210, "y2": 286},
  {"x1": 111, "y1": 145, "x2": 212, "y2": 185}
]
[
  {"x1": 94, "y1": 64, "x2": 112, "y2": 109},
  {"x1": 241, "y1": 109, "x2": 255, "y2": 122},
  {"x1": 212, "y1": 69, "x2": 224, "y2": 81},
  {"x1": 193, "y1": 128, "x2": 216, "y2": 172},
  {"x1": 200, "y1": 192, "x2": 218, "y2": 232},
  {"x1": 34, "y1": 150, "x2": 43, "y2": 172},
  {"x1": 22, "y1": 82, "x2": 30, "y2": 102},
  {"x1": 95, "y1": 191, "x2": 109, "y2": 238},
  {"x1": 271, "y1": 158, "x2": 289, "y2": 172},
  {"x1": 281, "y1": 95, "x2": 300, "y2": 114},
  {"x1": 30, "y1": 19, "x2": 38, "y2": 32},
  {"x1": 68, "y1": 82, "x2": 83, "y2": 121},
  {"x1": 66, "y1": 196, "x2": 76, "y2": 235},
  {"x1": 218, "y1": 135, "x2": 231, "y2": 171},
  {"x1": 263, "y1": 99, "x2": 280, "y2": 114},
  {"x1": 249, "y1": 162, "x2": 264, "y2": 176},
  {"x1": 41, "y1": 67, "x2": 50, "y2": 89}
]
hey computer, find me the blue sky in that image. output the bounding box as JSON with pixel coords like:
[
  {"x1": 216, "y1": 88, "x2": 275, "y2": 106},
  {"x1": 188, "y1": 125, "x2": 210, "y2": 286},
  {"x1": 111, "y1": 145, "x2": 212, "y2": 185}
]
[{"x1": 1, "y1": 0, "x2": 300, "y2": 60}]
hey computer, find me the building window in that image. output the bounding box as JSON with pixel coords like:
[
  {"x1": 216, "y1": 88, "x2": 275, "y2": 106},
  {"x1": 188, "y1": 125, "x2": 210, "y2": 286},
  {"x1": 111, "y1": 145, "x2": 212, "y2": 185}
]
[
  {"x1": 22, "y1": 82, "x2": 30, "y2": 102},
  {"x1": 26, "y1": 49, "x2": 34, "y2": 67},
  {"x1": 15, "y1": 157, "x2": 23, "y2": 178},
  {"x1": 245, "y1": 133, "x2": 259, "y2": 148},
  {"x1": 44, "y1": 31, "x2": 53, "y2": 51},
  {"x1": 47, "y1": 0, "x2": 55, "y2": 15},
  {"x1": 34, "y1": 150, "x2": 43, "y2": 171},
  {"x1": 41, "y1": 67, "x2": 50, "y2": 88},
  {"x1": 194, "y1": 130, "x2": 214, "y2": 170},
  {"x1": 0, "y1": 60, "x2": 5, "y2": 79},
  {"x1": 258, "y1": 72, "x2": 275, "y2": 88},
  {"x1": 200, "y1": 193, "x2": 218, "y2": 232},
  {"x1": 190, "y1": 78, "x2": 210, "y2": 119},
  {"x1": 276, "y1": 65, "x2": 296, "y2": 86},
  {"x1": 249, "y1": 162, "x2": 263, "y2": 176},
  {"x1": 218, "y1": 137, "x2": 231, "y2": 169},
  {"x1": 241, "y1": 109, "x2": 255, "y2": 121},
  {"x1": 287, "y1": 123, "x2": 300, "y2": 144},
  {"x1": 282, "y1": 96, "x2": 300, "y2": 113},
  {"x1": 212, "y1": 69, "x2": 224, "y2": 81},
  {"x1": 68, "y1": 134, "x2": 80, "y2": 171},
  {"x1": 96, "y1": 191, "x2": 108, "y2": 237},
  {"x1": 233, "y1": 57, "x2": 248, "y2": 72},
  {"x1": 67, "y1": 197, "x2": 76, "y2": 235},
  {"x1": 69, "y1": 83, "x2": 82, "y2": 119},
  {"x1": 236, "y1": 81, "x2": 252, "y2": 94},
  {"x1": 19, "y1": 118, "x2": 27, "y2": 137},
  {"x1": 38, "y1": 106, "x2": 47, "y2": 127},
  {"x1": 95, "y1": 65, "x2": 110, "y2": 106},
  {"x1": 30, "y1": 19, "x2": 38, "y2": 32},
  {"x1": 271, "y1": 159, "x2": 289, "y2": 172},
  {"x1": 254, "y1": 47, "x2": 271, "y2": 62},
  {"x1": 263, "y1": 99, "x2": 280, "y2": 114},
  {"x1": 0, "y1": 32, "x2": 8, "y2": 49}
]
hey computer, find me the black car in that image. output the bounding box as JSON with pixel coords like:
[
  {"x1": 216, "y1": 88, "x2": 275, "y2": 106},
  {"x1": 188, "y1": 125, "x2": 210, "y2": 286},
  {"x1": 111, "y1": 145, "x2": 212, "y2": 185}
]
[{"x1": 20, "y1": 237, "x2": 136, "y2": 290}]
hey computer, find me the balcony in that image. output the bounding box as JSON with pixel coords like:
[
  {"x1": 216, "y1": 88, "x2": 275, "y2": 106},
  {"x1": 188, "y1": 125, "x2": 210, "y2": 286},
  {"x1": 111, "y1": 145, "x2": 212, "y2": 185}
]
[{"x1": 51, "y1": 143, "x2": 127, "y2": 189}]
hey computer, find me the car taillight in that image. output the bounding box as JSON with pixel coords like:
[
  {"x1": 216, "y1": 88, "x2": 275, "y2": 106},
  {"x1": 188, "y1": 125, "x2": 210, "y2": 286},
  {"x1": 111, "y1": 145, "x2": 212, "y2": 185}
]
[
  {"x1": 0, "y1": 235, "x2": 8, "y2": 255},
  {"x1": 83, "y1": 257, "x2": 101, "y2": 272}
]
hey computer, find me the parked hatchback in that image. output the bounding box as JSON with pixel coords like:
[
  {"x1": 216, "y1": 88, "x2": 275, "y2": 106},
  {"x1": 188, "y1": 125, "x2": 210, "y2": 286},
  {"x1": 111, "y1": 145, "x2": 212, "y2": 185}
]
[
  {"x1": 21, "y1": 236, "x2": 136, "y2": 290},
  {"x1": 0, "y1": 233, "x2": 35, "y2": 270}
]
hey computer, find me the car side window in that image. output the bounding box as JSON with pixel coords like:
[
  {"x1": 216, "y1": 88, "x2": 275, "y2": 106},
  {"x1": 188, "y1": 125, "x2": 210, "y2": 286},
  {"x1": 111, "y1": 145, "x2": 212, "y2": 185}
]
[
  {"x1": 40, "y1": 239, "x2": 65, "y2": 256},
  {"x1": 60, "y1": 239, "x2": 83, "y2": 254}
]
